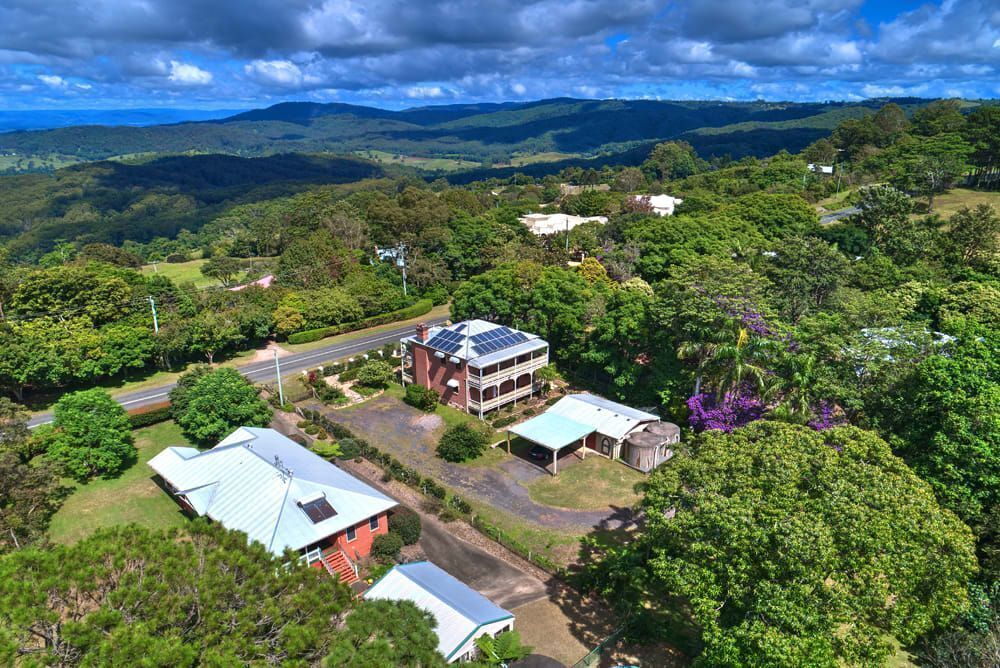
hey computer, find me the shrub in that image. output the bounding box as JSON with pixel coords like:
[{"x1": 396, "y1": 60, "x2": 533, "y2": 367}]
[
  {"x1": 338, "y1": 366, "x2": 360, "y2": 382},
  {"x1": 165, "y1": 252, "x2": 188, "y2": 263},
  {"x1": 296, "y1": 420, "x2": 309, "y2": 428},
  {"x1": 311, "y1": 441, "x2": 342, "y2": 459},
  {"x1": 371, "y1": 533, "x2": 404, "y2": 562},
  {"x1": 491, "y1": 416, "x2": 517, "y2": 429},
  {"x1": 449, "y1": 496, "x2": 472, "y2": 515},
  {"x1": 355, "y1": 360, "x2": 394, "y2": 389},
  {"x1": 545, "y1": 396, "x2": 561, "y2": 406},
  {"x1": 304, "y1": 424, "x2": 319, "y2": 435},
  {"x1": 436, "y1": 423, "x2": 489, "y2": 463},
  {"x1": 389, "y1": 509, "x2": 422, "y2": 546},
  {"x1": 404, "y1": 384, "x2": 439, "y2": 412},
  {"x1": 287, "y1": 299, "x2": 433, "y2": 344},
  {"x1": 521, "y1": 408, "x2": 536, "y2": 417},
  {"x1": 438, "y1": 509, "x2": 458, "y2": 523},
  {"x1": 421, "y1": 479, "x2": 447, "y2": 500},
  {"x1": 128, "y1": 404, "x2": 171, "y2": 429},
  {"x1": 337, "y1": 438, "x2": 362, "y2": 459},
  {"x1": 315, "y1": 431, "x2": 328, "y2": 440}
]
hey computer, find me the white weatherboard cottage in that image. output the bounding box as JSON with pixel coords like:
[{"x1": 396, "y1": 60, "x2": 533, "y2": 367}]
[{"x1": 364, "y1": 561, "x2": 515, "y2": 663}]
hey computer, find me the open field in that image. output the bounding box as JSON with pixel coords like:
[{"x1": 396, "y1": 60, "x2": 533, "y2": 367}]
[
  {"x1": 925, "y1": 187, "x2": 1000, "y2": 218},
  {"x1": 141, "y1": 257, "x2": 218, "y2": 287},
  {"x1": 498, "y1": 152, "x2": 580, "y2": 167},
  {"x1": 354, "y1": 149, "x2": 480, "y2": 171},
  {"x1": 0, "y1": 152, "x2": 83, "y2": 172},
  {"x1": 47, "y1": 421, "x2": 191, "y2": 544}
]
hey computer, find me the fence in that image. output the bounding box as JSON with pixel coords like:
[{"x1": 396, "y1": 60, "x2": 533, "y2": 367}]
[{"x1": 570, "y1": 622, "x2": 630, "y2": 668}]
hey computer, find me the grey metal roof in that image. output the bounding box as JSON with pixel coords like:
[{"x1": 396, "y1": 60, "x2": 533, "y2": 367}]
[
  {"x1": 364, "y1": 561, "x2": 513, "y2": 661},
  {"x1": 402, "y1": 319, "x2": 546, "y2": 363},
  {"x1": 148, "y1": 427, "x2": 397, "y2": 555},
  {"x1": 546, "y1": 394, "x2": 659, "y2": 440}
]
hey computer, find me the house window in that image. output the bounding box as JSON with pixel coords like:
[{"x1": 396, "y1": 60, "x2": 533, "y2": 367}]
[
  {"x1": 369, "y1": 515, "x2": 379, "y2": 531},
  {"x1": 298, "y1": 495, "x2": 337, "y2": 523},
  {"x1": 345, "y1": 526, "x2": 357, "y2": 542}
]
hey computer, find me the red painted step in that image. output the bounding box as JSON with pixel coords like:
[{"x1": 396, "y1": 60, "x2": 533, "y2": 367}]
[{"x1": 321, "y1": 550, "x2": 358, "y2": 584}]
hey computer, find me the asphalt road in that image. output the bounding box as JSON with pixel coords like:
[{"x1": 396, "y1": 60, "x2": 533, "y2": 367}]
[{"x1": 28, "y1": 318, "x2": 446, "y2": 427}]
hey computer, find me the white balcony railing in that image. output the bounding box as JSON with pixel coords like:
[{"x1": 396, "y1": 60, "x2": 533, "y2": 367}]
[
  {"x1": 468, "y1": 356, "x2": 548, "y2": 388},
  {"x1": 468, "y1": 384, "x2": 536, "y2": 413}
]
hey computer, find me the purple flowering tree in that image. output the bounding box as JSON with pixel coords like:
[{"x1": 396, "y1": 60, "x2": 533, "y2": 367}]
[{"x1": 687, "y1": 387, "x2": 766, "y2": 433}]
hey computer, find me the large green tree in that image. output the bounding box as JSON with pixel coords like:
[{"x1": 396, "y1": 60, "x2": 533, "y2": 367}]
[
  {"x1": 0, "y1": 399, "x2": 67, "y2": 553},
  {"x1": 324, "y1": 599, "x2": 445, "y2": 667},
  {"x1": 0, "y1": 521, "x2": 443, "y2": 666},
  {"x1": 173, "y1": 368, "x2": 272, "y2": 446},
  {"x1": 601, "y1": 422, "x2": 977, "y2": 667},
  {"x1": 38, "y1": 389, "x2": 134, "y2": 481}
]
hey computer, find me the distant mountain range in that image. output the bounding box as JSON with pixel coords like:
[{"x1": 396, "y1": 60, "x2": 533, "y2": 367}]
[
  {"x1": 0, "y1": 97, "x2": 942, "y2": 172},
  {"x1": 0, "y1": 108, "x2": 242, "y2": 133}
]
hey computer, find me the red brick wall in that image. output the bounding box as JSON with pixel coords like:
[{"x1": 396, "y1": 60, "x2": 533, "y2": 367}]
[
  {"x1": 334, "y1": 511, "x2": 389, "y2": 559},
  {"x1": 411, "y1": 342, "x2": 467, "y2": 409}
]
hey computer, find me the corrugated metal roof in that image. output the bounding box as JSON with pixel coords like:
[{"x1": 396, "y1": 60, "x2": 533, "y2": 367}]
[
  {"x1": 546, "y1": 393, "x2": 658, "y2": 440},
  {"x1": 364, "y1": 562, "x2": 513, "y2": 661},
  {"x1": 148, "y1": 427, "x2": 397, "y2": 555},
  {"x1": 508, "y1": 412, "x2": 594, "y2": 450}
]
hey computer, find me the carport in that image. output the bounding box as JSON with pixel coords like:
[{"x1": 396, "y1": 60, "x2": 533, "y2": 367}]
[{"x1": 506, "y1": 412, "x2": 594, "y2": 475}]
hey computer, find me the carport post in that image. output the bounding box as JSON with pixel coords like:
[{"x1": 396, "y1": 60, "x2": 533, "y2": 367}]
[
  {"x1": 552, "y1": 448, "x2": 558, "y2": 475},
  {"x1": 580, "y1": 436, "x2": 586, "y2": 460},
  {"x1": 506, "y1": 430, "x2": 511, "y2": 454}
]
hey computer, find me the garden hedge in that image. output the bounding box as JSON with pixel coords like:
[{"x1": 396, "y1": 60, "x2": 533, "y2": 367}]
[
  {"x1": 128, "y1": 403, "x2": 171, "y2": 428},
  {"x1": 287, "y1": 299, "x2": 433, "y2": 344}
]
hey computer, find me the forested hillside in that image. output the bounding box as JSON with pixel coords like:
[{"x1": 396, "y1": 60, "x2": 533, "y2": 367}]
[{"x1": 0, "y1": 97, "x2": 952, "y2": 172}]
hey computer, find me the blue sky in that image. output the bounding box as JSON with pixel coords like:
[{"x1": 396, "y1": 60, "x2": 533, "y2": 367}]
[{"x1": 0, "y1": 0, "x2": 997, "y2": 109}]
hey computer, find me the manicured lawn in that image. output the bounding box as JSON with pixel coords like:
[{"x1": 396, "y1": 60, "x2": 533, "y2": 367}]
[
  {"x1": 47, "y1": 421, "x2": 192, "y2": 544},
  {"x1": 526, "y1": 455, "x2": 645, "y2": 510}
]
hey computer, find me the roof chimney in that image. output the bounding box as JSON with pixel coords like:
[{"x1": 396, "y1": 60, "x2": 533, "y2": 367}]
[{"x1": 415, "y1": 323, "x2": 429, "y2": 342}]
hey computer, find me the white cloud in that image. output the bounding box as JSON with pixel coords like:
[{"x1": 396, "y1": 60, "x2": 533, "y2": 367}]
[
  {"x1": 244, "y1": 59, "x2": 303, "y2": 88},
  {"x1": 511, "y1": 82, "x2": 527, "y2": 95},
  {"x1": 861, "y1": 83, "x2": 905, "y2": 97},
  {"x1": 38, "y1": 74, "x2": 66, "y2": 87},
  {"x1": 74, "y1": 82, "x2": 92, "y2": 90},
  {"x1": 168, "y1": 60, "x2": 212, "y2": 86},
  {"x1": 405, "y1": 85, "x2": 445, "y2": 98}
]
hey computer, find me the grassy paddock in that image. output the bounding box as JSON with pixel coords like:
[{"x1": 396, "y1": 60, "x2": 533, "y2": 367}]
[
  {"x1": 47, "y1": 421, "x2": 191, "y2": 544},
  {"x1": 924, "y1": 187, "x2": 1000, "y2": 219}
]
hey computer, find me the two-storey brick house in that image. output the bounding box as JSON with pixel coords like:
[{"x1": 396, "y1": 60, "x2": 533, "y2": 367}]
[{"x1": 400, "y1": 320, "x2": 549, "y2": 418}]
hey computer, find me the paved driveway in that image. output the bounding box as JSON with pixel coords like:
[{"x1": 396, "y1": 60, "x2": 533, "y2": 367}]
[
  {"x1": 309, "y1": 395, "x2": 636, "y2": 533},
  {"x1": 419, "y1": 512, "x2": 547, "y2": 610}
]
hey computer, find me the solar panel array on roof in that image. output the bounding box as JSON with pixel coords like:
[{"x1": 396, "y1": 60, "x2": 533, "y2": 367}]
[
  {"x1": 300, "y1": 497, "x2": 337, "y2": 523},
  {"x1": 425, "y1": 328, "x2": 465, "y2": 354},
  {"x1": 469, "y1": 326, "x2": 529, "y2": 354}
]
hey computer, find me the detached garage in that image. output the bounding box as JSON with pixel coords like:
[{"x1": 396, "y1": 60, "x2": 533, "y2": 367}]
[{"x1": 505, "y1": 393, "x2": 679, "y2": 474}]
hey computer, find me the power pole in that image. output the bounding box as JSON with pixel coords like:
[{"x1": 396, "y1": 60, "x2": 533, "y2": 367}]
[
  {"x1": 273, "y1": 349, "x2": 285, "y2": 406},
  {"x1": 147, "y1": 296, "x2": 159, "y2": 333},
  {"x1": 398, "y1": 243, "x2": 408, "y2": 297}
]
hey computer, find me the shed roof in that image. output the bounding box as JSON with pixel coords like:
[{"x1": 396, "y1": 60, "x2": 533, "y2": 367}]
[
  {"x1": 546, "y1": 393, "x2": 659, "y2": 440},
  {"x1": 364, "y1": 561, "x2": 513, "y2": 661},
  {"x1": 148, "y1": 427, "x2": 397, "y2": 555},
  {"x1": 508, "y1": 412, "x2": 594, "y2": 451}
]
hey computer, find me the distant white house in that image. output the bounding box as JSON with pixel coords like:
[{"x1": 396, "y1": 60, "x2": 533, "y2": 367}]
[
  {"x1": 518, "y1": 212, "x2": 607, "y2": 236},
  {"x1": 629, "y1": 194, "x2": 683, "y2": 216},
  {"x1": 807, "y1": 163, "x2": 834, "y2": 175},
  {"x1": 364, "y1": 561, "x2": 515, "y2": 663}
]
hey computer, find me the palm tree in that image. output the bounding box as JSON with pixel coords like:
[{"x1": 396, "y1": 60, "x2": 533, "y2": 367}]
[{"x1": 680, "y1": 319, "x2": 781, "y2": 398}]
